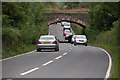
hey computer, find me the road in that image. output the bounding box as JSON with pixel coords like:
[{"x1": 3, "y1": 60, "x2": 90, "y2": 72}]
[{"x1": 2, "y1": 23, "x2": 110, "y2": 79}]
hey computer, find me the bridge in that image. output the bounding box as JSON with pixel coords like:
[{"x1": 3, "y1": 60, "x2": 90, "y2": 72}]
[{"x1": 45, "y1": 13, "x2": 89, "y2": 29}]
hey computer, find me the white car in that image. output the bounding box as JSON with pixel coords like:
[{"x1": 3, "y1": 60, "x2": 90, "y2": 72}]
[
  {"x1": 63, "y1": 29, "x2": 71, "y2": 36},
  {"x1": 71, "y1": 35, "x2": 77, "y2": 44},
  {"x1": 61, "y1": 22, "x2": 71, "y2": 27},
  {"x1": 64, "y1": 25, "x2": 70, "y2": 28},
  {"x1": 63, "y1": 29, "x2": 72, "y2": 40},
  {"x1": 61, "y1": 21, "x2": 66, "y2": 26},
  {"x1": 63, "y1": 25, "x2": 71, "y2": 31},
  {"x1": 36, "y1": 35, "x2": 59, "y2": 51},
  {"x1": 61, "y1": 22, "x2": 71, "y2": 31},
  {"x1": 73, "y1": 35, "x2": 87, "y2": 46}
]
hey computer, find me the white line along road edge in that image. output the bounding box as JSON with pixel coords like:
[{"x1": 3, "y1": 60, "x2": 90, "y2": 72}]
[
  {"x1": 20, "y1": 67, "x2": 39, "y2": 76},
  {"x1": 0, "y1": 50, "x2": 36, "y2": 61},
  {"x1": 98, "y1": 47, "x2": 112, "y2": 79}
]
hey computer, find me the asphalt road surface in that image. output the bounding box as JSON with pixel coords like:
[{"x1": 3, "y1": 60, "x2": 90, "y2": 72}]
[{"x1": 2, "y1": 23, "x2": 110, "y2": 79}]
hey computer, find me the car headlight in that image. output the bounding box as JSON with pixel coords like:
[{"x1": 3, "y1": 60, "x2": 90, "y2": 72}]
[{"x1": 84, "y1": 39, "x2": 87, "y2": 42}]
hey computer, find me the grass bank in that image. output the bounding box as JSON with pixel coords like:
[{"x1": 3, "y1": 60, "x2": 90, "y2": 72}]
[
  {"x1": 71, "y1": 23, "x2": 83, "y2": 34},
  {"x1": 2, "y1": 44, "x2": 36, "y2": 59},
  {"x1": 2, "y1": 3, "x2": 49, "y2": 59}
]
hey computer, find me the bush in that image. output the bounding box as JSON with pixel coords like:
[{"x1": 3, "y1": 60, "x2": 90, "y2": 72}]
[
  {"x1": 2, "y1": 3, "x2": 51, "y2": 59},
  {"x1": 2, "y1": 28, "x2": 21, "y2": 49}
]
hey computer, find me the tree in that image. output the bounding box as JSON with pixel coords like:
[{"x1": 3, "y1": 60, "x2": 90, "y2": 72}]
[{"x1": 89, "y1": 3, "x2": 118, "y2": 31}]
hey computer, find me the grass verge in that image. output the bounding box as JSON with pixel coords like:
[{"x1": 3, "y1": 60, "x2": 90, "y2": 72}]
[
  {"x1": 2, "y1": 44, "x2": 36, "y2": 59},
  {"x1": 71, "y1": 23, "x2": 83, "y2": 34}
]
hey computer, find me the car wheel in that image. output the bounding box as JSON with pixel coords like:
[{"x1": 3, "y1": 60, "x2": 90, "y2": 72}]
[
  {"x1": 68, "y1": 40, "x2": 70, "y2": 43},
  {"x1": 85, "y1": 43, "x2": 87, "y2": 46},
  {"x1": 65, "y1": 37, "x2": 67, "y2": 40},
  {"x1": 55, "y1": 47, "x2": 59, "y2": 51},
  {"x1": 74, "y1": 43, "x2": 77, "y2": 46},
  {"x1": 68, "y1": 39, "x2": 71, "y2": 43},
  {"x1": 37, "y1": 48, "x2": 41, "y2": 52}
]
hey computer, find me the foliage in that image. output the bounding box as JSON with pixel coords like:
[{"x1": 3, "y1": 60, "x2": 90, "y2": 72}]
[
  {"x1": 71, "y1": 23, "x2": 84, "y2": 35},
  {"x1": 95, "y1": 20, "x2": 118, "y2": 46},
  {"x1": 89, "y1": 4, "x2": 118, "y2": 31},
  {"x1": 2, "y1": 2, "x2": 50, "y2": 58},
  {"x1": 43, "y1": 2, "x2": 59, "y2": 8},
  {"x1": 2, "y1": 3, "x2": 27, "y2": 28},
  {"x1": 60, "y1": 2, "x2": 99, "y2": 9},
  {"x1": 2, "y1": 28, "x2": 21, "y2": 49},
  {"x1": 86, "y1": 3, "x2": 119, "y2": 42}
]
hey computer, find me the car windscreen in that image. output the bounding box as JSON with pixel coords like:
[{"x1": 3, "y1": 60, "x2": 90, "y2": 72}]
[
  {"x1": 64, "y1": 24, "x2": 70, "y2": 26},
  {"x1": 40, "y1": 36, "x2": 54, "y2": 40},
  {"x1": 76, "y1": 36, "x2": 86, "y2": 39}
]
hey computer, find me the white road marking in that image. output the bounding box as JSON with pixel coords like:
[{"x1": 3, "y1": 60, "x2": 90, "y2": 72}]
[
  {"x1": 62, "y1": 53, "x2": 68, "y2": 56},
  {"x1": 20, "y1": 67, "x2": 39, "y2": 76},
  {"x1": 55, "y1": 56, "x2": 62, "y2": 60},
  {"x1": 68, "y1": 50, "x2": 71, "y2": 51},
  {"x1": 43, "y1": 60, "x2": 53, "y2": 66},
  {"x1": 20, "y1": 52, "x2": 68, "y2": 76},
  {"x1": 0, "y1": 50, "x2": 36, "y2": 61},
  {"x1": 98, "y1": 47, "x2": 112, "y2": 79}
]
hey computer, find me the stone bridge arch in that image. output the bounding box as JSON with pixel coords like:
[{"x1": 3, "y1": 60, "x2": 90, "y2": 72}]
[
  {"x1": 46, "y1": 13, "x2": 89, "y2": 29},
  {"x1": 48, "y1": 15, "x2": 86, "y2": 29}
]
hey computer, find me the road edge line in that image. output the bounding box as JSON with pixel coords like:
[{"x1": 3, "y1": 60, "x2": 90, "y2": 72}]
[
  {"x1": 0, "y1": 50, "x2": 36, "y2": 61},
  {"x1": 98, "y1": 47, "x2": 112, "y2": 79}
]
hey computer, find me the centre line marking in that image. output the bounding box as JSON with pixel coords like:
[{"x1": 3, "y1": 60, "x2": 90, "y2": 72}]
[
  {"x1": 55, "y1": 56, "x2": 62, "y2": 60},
  {"x1": 20, "y1": 67, "x2": 39, "y2": 76},
  {"x1": 62, "y1": 53, "x2": 68, "y2": 56},
  {"x1": 43, "y1": 60, "x2": 53, "y2": 66}
]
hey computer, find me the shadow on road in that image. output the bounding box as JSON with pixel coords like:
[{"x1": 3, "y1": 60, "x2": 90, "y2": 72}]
[
  {"x1": 36, "y1": 49, "x2": 58, "y2": 52},
  {"x1": 59, "y1": 40, "x2": 69, "y2": 43}
]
